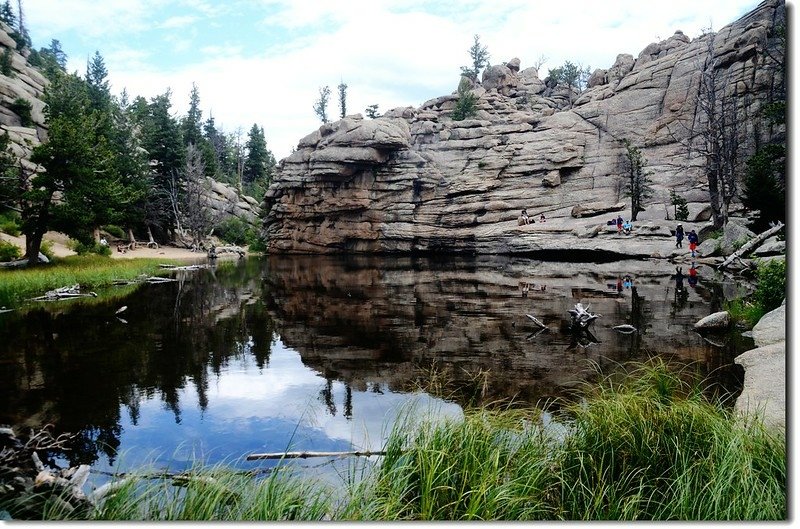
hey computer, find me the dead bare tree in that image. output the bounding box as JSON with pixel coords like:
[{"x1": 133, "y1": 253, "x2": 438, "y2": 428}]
[
  {"x1": 690, "y1": 31, "x2": 743, "y2": 228},
  {"x1": 181, "y1": 144, "x2": 216, "y2": 250}
]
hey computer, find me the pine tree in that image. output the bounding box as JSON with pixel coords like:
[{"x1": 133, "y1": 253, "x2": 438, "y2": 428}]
[
  {"x1": 313, "y1": 85, "x2": 331, "y2": 123},
  {"x1": 460, "y1": 34, "x2": 490, "y2": 82},
  {"x1": 337, "y1": 81, "x2": 347, "y2": 119},
  {"x1": 0, "y1": 1, "x2": 15, "y2": 27},
  {"x1": 182, "y1": 83, "x2": 203, "y2": 146},
  {"x1": 621, "y1": 139, "x2": 653, "y2": 221}
]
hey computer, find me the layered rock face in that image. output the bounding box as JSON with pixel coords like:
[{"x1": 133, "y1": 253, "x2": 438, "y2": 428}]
[
  {"x1": 0, "y1": 21, "x2": 48, "y2": 174},
  {"x1": 263, "y1": 0, "x2": 786, "y2": 255}
]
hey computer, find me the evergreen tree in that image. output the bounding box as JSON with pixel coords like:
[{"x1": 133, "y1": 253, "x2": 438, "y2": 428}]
[
  {"x1": 621, "y1": 139, "x2": 653, "y2": 221},
  {"x1": 451, "y1": 77, "x2": 478, "y2": 121},
  {"x1": 0, "y1": 1, "x2": 15, "y2": 27},
  {"x1": 26, "y1": 73, "x2": 126, "y2": 260},
  {"x1": 313, "y1": 85, "x2": 331, "y2": 123},
  {"x1": 337, "y1": 81, "x2": 347, "y2": 119},
  {"x1": 85, "y1": 51, "x2": 111, "y2": 114},
  {"x1": 365, "y1": 104, "x2": 380, "y2": 119},
  {"x1": 669, "y1": 190, "x2": 689, "y2": 222},
  {"x1": 182, "y1": 83, "x2": 203, "y2": 146},
  {"x1": 242, "y1": 124, "x2": 274, "y2": 185},
  {"x1": 460, "y1": 34, "x2": 490, "y2": 82}
]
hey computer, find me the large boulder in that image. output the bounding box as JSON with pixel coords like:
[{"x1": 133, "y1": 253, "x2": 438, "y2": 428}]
[{"x1": 694, "y1": 311, "x2": 731, "y2": 331}]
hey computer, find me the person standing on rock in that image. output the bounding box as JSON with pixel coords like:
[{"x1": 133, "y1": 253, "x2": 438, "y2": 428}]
[
  {"x1": 616, "y1": 215, "x2": 623, "y2": 234},
  {"x1": 687, "y1": 229, "x2": 699, "y2": 257},
  {"x1": 675, "y1": 224, "x2": 685, "y2": 248}
]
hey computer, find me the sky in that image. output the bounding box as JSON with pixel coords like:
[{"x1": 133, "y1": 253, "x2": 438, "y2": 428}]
[{"x1": 23, "y1": 0, "x2": 766, "y2": 161}]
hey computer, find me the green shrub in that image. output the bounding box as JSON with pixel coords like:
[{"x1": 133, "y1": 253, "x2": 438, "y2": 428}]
[
  {"x1": 753, "y1": 259, "x2": 786, "y2": 312},
  {"x1": 0, "y1": 239, "x2": 20, "y2": 261},
  {"x1": 9, "y1": 97, "x2": 32, "y2": 126},
  {"x1": 0, "y1": 210, "x2": 21, "y2": 236},
  {"x1": 70, "y1": 240, "x2": 112, "y2": 257},
  {"x1": 40, "y1": 240, "x2": 55, "y2": 261},
  {"x1": 216, "y1": 218, "x2": 250, "y2": 246},
  {"x1": 451, "y1": 77, "x2": 478, "y2": 121},
  {"x1": 103, "y1": 224, "x2": 125, "y2": 239},
  {"x1": 0, "y1": 47, "x2": 13, "y2": 77}
]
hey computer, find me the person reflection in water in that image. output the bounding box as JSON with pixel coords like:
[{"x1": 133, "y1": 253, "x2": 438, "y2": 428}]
[{"x1": 688, "y1": 263, "x2": 699, "y2": 288}]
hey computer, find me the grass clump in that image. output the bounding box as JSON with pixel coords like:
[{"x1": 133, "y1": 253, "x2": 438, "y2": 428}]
[
  {"x1": 0, "y1": 254, "x2": 176, "y2": 307},
  {"x1": 0, "y1": 238, "x2": 20, "y2": 262},
  {"x1": 13, "y1": 362, "x2": 785, "y2": 521},
  {"x1": 726, "y1": 258, "x2": 786, "y2": 327}
]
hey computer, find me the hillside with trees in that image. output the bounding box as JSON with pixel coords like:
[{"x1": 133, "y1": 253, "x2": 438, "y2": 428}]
[{"x1": 0, "y1": 1, "x2": 275, "y2": 264}]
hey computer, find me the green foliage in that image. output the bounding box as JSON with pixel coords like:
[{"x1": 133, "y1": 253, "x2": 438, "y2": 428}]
[
  {"x1": 743, "y1": 143, "x2": 785, "y2": 232},
  {"x1": 215, "y1": 217, "x2": 263, "y2": 250},
  {"x1": 0, "y1": 47, "x2": 13, "y2": 76},
  {"x1": 451, "y1": 77, "x2": 478, "y2": 121},
  {"x1": 313, "y1": 85, "x2": 331, "y2": 123},
  {"x1": 669, "y1": 190, "x2": 689, "y2": 221},
  {"x1": 216, "y1": 217, "x2": 249, "y2": 245},
  {"x1": 28, "y1": 40, "x2": 68, "y2": 81},
  {"x1": 621, "y1": 139, "x2": 653, "y2": 221},
  {"x1": 548, "y1": 61, "x2": 591, "y2": 92},
  {"x1": 0, "y1": 1, "x2": 15, "y2": 27},
  {"x1": 243, "y1": 124, "x2": 275, "y2": 186},
  {"x1": 0, "y1": 238, "x2": 19, "y2": 261},
  {"x1": 39, "y1": 239, "x2": 54, "y2": 261},
  {"x1": 724, "y1": 298, "x2": 764, "y2": 328},
  {"x1": 10, "y1": 96, "x2": 32, "y2": 126},
  {"x1": 753, "y1": 259, "x2": 786, "y2": 312},
  {"x1": 460, "y1": 34, "x2": 490, "y2": 82},
  {"x1": 69, "y1": 239, "x2": 112, "y2": 256},
  {"x1": 103, "y1": 224, "x2": 125, "y2": 239},
  {"x1": 337, "y1": 81, "x2": 347, "y2": 119},
  {"x1": 0, "y1": 209, "x2": 20, "y2": 235},
  {"x1": 365, "y1": 104, "x2": 380, "y2": 119}
]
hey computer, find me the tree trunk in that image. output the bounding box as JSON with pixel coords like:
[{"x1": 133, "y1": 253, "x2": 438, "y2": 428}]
[{"x1": 25, "y1": 228, "x2": 45, "y2": 266}]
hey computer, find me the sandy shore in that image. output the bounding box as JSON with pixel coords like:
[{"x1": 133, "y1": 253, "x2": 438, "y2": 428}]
[{"x1": 1, "y1": 231, "x2": 245, "y2": 262}]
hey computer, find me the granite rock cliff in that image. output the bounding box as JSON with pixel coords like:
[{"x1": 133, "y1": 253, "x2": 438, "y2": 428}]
[{"x1": 263, "y1": 0, "x2": 785, "y2": 256}]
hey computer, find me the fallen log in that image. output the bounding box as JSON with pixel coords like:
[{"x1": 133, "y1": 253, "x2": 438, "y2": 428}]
[
  {"x1": 525, "y1": 314, "x2": 547, "y2": 329},
  {"x1": 158, "y1": 264, "x2": 209, "y2": 271},
  {"x1": 246, "y1": 450, "x2": 388, "y2": 461},
  {"x1": 29, "y1": 284, "x2": 98, "y2": 302},
  {"x1": 719, "y1": 222, "x2": 784, "y2": 270}
]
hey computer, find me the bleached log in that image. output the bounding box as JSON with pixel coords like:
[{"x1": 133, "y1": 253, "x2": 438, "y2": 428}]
[
  {"x1": 526, "y1": 314, "x2": 547, "y2": 328},
  {"x1": 719, "y1": 222, "x2": 784, "y2": 270},
  {"x1": 246, "y1": 450, "x2": 388, "y2": 461}
]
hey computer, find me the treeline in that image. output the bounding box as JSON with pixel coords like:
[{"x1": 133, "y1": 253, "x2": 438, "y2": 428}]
[{"x1": 0, "y1": 1, "x2": 275, "y2": 263}]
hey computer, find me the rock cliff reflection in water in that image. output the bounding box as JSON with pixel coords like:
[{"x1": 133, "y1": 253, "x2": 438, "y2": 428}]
[{"x1": 0, "y1": 255, "x2": 748, "y2": 475}]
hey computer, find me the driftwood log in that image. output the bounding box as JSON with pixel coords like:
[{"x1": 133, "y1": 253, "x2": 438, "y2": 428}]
[
  {"x1": 246, "y1": 450, "x2": 388, "y2": 461},
  {"x1": 718, "y1": 222, "x2": 784, "y2": 270},
  {"x1": 29, "y1": 284, "x2": 97, "y2": 302},
  {"x1": 567, "y1": 303, "x2": 600, "y2": 328}
]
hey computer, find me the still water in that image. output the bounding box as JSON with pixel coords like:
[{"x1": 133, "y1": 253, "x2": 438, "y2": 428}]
[{"x1": 0, "y1": 255, "x2": 750, "y2": 478}]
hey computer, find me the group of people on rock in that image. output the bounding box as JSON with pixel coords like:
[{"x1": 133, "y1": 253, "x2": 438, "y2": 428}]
[
  {"x1": 607, "y1": 215, "x2": 633, "y2": 235},
  {"x1": 519, "y1": 209, "x2": 546, "y2": 225},
  {"x1": 674, "y1": 224, "x2": 699, "y2": 257}
]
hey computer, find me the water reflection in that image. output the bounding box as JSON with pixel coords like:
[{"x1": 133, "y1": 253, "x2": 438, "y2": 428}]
[{"x1": 0, "y1": 255, "x2": 749, "y2": 475}]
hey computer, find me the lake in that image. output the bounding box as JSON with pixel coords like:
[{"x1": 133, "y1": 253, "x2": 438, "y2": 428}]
[{"x1": 0, "y1": 255, "x2": 751, "y2": 480}]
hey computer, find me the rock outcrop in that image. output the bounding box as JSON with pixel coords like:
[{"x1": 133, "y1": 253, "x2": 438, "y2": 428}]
[
  {"x1": 264, "y1": 0, "x2": 786, "y2": 255},
  {"x1": 734, "y1": 301, "x2": 785, "y2": 430}
]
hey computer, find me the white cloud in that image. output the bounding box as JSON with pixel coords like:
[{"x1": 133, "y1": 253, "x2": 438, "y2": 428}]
[
  {"x1": 27, "y1": 0, "x2": 762, "y2": 159},
  {"x1": 159, "y1": 15, "x2": 200, "y2": 29}
]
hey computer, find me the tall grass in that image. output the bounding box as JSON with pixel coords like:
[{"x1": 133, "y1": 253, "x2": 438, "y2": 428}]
[
  {"x1": 0, "y1": 255, "x2": 177, "y2": 307},
  {"x1": 18, "y1": 362, "x2": 785, "y2": 521}
]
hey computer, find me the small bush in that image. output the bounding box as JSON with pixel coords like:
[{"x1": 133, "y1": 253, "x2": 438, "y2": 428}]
[
  {"x1": 0, "y1": 47, "x2": 13, "y2": 77},
  {"x1": 0, "y1": 210, "x2": 21, "y2": 236},
  {"x1": 70, "y1": 240, "x2": 112, "y2": 257},
  {"x1": 0, "y1": 239, "x2": 20, "y2": 261},
  {"x1": 103, "y1": 224, "x2": 125, "y2": 239},
  {"x1": 9, "y1": 97, "x2": 32, "y2": 126},
  {"x1": 216, "y1": 218, "x2": 250, "y2": 246},
  {"x1": 452, "y1": 77, "x2": 478, "y2": 121},
  {"x1": 753, "y1": 259, "x2": 786, "y2": 312},
  {"x1": 40, "y1": 240, "x2": 55, "y2": 261}
]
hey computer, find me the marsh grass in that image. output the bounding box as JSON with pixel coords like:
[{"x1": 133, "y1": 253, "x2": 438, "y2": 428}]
[
  {"x1": 21, "y1": 361, "x2": 785, "y2": 521},
  {"x1": 0, "y1": 255, "x2": 178, "y2": 307}
]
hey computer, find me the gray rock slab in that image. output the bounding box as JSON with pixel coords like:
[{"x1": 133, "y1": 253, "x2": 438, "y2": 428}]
[
  {"x1": 752, "y1": 304, "x2": 785, "y2": 347},
  {"x1": 734, "y1": 341, "x2": 785, "y2": 431}
]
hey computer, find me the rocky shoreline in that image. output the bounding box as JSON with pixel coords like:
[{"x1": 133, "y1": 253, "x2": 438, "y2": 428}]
[{"x1": 734, "y1": 302, "x2": 786, "y2": 431}]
